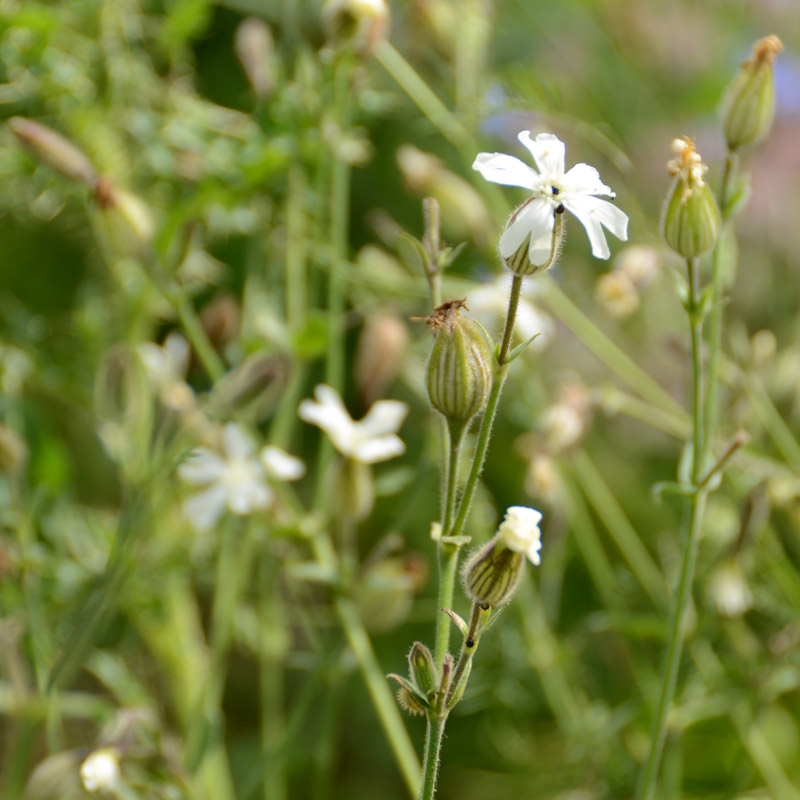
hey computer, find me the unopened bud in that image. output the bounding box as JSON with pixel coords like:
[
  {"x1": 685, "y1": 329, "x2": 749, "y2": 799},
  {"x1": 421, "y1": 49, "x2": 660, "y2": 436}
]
[
  {"x1": 8, "y1": 117, "x2": 97, "y2": 186},
  {"x1": 0, "y1": 424, "x2": 27, "y2": 474},
  {"x1": 93, "y1": 177, "x2": 154, "y2": 259},
  {"x1": 425, "y1": 299, "x2": 492, "y2": 425},
  {"x1": 662, "y1": 138, "x2": 720, "y2": 258},
  {"x1": 463, "y1": 536, "x2": 524, "y2": 607},
  {"x1": 355, "y1": 313, "x2": 408, "y2": 405},
  {"x1": 723, "y1": 35, "x2": 783, "y2": 151},
  {"x1": 408, "y1": 642, "x2": 437, "y2": 697},
  {"x1": 235, "y1": 18, "x2": 276, "y2": 99},
  {"x1": 396, "y1": 685, "x2": 426, "y2": 716}
]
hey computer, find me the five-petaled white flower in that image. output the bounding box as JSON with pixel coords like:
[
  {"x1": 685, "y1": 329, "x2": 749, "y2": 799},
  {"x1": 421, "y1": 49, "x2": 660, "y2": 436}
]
[
  {"x1": 178, "y1": 423, "x2": 305, "y2": 531},
  {"x1": 80, "y1": 748, "x2": 120, "y2": 793},
  {"x1": 497, "y1": 505, "x2": 543, "y2": 566},
  {"x1": 473, "y1": 131, "x2": 629, "y2": 265},
  {"x1": 298, "y1": 384, "x2": 407, "y2": 463}
]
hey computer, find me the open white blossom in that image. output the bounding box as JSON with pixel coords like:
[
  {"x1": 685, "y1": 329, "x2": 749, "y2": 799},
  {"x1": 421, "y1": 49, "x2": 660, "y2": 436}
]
[
  {"x1": 80, "y1": 748, "x2": 120, "y2": 793},
  {"x1": 178, "y1": 423, "x2": 305, "y2": 531},
  {"x1": 497, "y1": 505, "x2": 543, "y2": 565},
  {"x1": 473, "y1": 131, "x2": 629, "y2": 264},
  {"x1": 298, "y1": 384, "x2": 407, "y2": 463}
]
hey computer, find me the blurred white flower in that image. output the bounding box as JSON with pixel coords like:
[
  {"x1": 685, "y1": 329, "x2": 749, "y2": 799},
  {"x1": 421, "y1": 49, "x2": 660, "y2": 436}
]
[
  {"x1": 595, "y1": 270, "x2": 640, "y2": 319},
  {"x1": 497, "y1": 505, "x2": 543, "y2": 565},
  {"x1": 80, "y1": 748, "x2": 120, "y2": 793},
  {"x1": 473, "y1": 131, "x2": 628, "y2": 264},
  {"x1": 468, "y1": 275, "x2": 554, "y2": 350},
  {"x1": 178, "y1": 423, "x2": 305, "y2": 531},
  {"x1": 298, "y1": 384, "x2": 407, "y2": 463},
  {"x1": 711, "y1": 561, "x2": 753, "y2": 618},
  {"x1": 138, "y1": 332, "x2": 194, "y2": 411}
]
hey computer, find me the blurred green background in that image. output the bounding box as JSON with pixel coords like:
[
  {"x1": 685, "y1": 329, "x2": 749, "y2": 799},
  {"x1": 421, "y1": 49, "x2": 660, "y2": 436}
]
[{"x1": 1, "y1": 1, "x2": 800, "y2": 798}]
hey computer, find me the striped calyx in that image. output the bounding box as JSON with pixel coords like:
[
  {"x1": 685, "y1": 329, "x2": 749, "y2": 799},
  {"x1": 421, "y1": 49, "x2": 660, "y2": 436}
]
[
  {"x1": 662, "y1": 138, "x2": 719, "y2": 259},
  {"x1": 723, "y1": 35, "x2": 782, "y2": 152},
  {"x1": 462, "y1": 535, "x2": 524, "y2": 608},
  {"x1": 425, "y1": 299, "x2": 492, "y2": 423}
]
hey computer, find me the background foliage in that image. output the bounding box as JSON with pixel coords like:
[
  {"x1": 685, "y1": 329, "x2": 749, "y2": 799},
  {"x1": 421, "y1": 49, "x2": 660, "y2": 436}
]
[{"x1": 1, "y1": 0, "x2": 800, "y2": 798}]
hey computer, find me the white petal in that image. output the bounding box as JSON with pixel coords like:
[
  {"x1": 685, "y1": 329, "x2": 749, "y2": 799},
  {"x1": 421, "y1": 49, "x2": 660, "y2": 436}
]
[
  {"x1": 357, "y1": 399, "x2": 409, "y2": 438},
  {"x1": 178, "y1": 450, "x2": 226, "y2": 485},
  {"x1": 183, "y1": 485, "x2": 228, "y2": 531},
  {"x1": 163, "y1": 332, "x2": 190, "y2": 376},
  {"x1": 562, "y1": 195, "x2": 629, "y2": 260},
  {"x1": 517, "y1": 132, "x2": 565, "y2": 180},
  {"x1": 471, "y1": 152, "x2": 539, "y2": 189},
  {"x1": 499, "y1": 197, "x2": 554, "y2": 262},
  {"x1": 525, "y1": 540, "x2": 542, "y2": 566},
  {"x1": 228, "y1": 480, "x2": 272, "y2": 515},
  {"x1": 298, "y1": 384, "x2": 356, "y2": 454},
  {"x1": 561, "y1": 162, "x2": 614, "y2": 198},
  {"x1": 352, "y1": 434, "x2": 406, "y2": 464},
  {"x1": 223, "y1": 423, "x2": 255, "y2": 460},
  {"x1": 261, "y1": 446, "x2": 306, "y2": 481}
]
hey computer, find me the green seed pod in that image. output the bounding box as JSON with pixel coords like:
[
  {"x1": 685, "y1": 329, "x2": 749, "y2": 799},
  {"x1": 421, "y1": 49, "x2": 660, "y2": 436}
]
[
  {"x1": 662, "y1": 139, "x2": 720, "y2": 259},
  {"x1": 723, "y1": 35, "x2": 783, "y2": 151},
  {"x1": 408, "y1": 642, "x2": 437, "y2": 697},
  {"x1": 462, "y1": 535, "x2": 524, "y2": 608},
  {"x1": 425, "y1": 299, "x2": 492, "y2": 424}
]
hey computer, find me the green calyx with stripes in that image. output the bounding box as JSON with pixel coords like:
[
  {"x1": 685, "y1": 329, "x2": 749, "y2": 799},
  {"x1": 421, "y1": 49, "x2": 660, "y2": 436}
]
[
  {"x1": 462, "y1": 535, "x2": 524, "y2": 607},
  {"x1": 425, "y1": 299, "x2": 493, "y2": 425}
]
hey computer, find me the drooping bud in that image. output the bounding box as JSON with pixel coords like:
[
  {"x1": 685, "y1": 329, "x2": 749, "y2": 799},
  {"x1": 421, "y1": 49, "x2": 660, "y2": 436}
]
[
  {"x1": 722, "y1": 35, "x2": 783, "y2": 152},
  {"x1": 662, "y1": 138, "x2": 720, "y2": 259},
  {"x1": 462, "y1": 506, "x2": 543, "y2": 607},
  {"x1": 408, "y1": 642, "x2": 437, "y2": 698},
  {"x1": 93, "y1": 177, "x2": 155, "y2": 259},
  {"x1": 7, "y1": 117, "x2": 97, "y2": 187},
  {"x1": 425, "y1": 299, "x2": 492, "y2": 426}
]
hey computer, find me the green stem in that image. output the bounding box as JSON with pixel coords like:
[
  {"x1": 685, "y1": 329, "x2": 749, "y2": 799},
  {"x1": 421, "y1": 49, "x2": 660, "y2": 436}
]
[
  {"x1": 172, "y1": 291, "x2": 225, "y2": 383},
  {"x1": 418, "y1": 715, "x2": 446, "y2": 800},
  {"x1": 704, "y1": 151, "x2": 737, "y2": 449},
  {"x1": 444, "y1": 602, "x2": 483, "y2": 709},
  {"x1": 334, "y1": 596, "x2": 421, "y2": 797},
  {"x1": 636, "y1": 257, "x2": 708, "y2": 800}
]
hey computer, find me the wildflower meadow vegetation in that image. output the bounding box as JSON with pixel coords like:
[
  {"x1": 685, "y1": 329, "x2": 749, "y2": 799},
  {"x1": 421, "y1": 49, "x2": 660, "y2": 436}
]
[{"x1": 1, "y1": 1, "x2": 799, "y2": 799}]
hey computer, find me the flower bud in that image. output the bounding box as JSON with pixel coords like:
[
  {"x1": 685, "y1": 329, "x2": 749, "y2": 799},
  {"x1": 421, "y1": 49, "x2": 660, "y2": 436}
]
[
  {"x1": 723, "y1": 35, "x2": 783, "y2": 151},
  {"x1": 463, "y1": 506, "x2": 543, "y2": 607},
  {"x1": 80, "y1": 748, "x2": 120, "y2": 792},
  {"x1": 396, "y1": 685, "x2": 426, "y2": 716},
  {"x1": 408, "y1": 642, "x2": 437, "y2": 697},
  {"x1": 463, "y1": 536, "x2": 525, "y2": 607},
  {"x1": 662, "y1": 138, "x2": 720, "y2": 258},
  {"x1": 355, "y1": 312, "x2": 408, "y2": 405},
  {"x1": 235, "y1": 18, "x2": 276, "y2": 99},
  {"x1": 425, "y1": 299, "x2": 492, "y2": 424},
  {"x1": 93, "y1": 177, "x2": 155, "y2": 259},
  {"x1": 322, "y1": 0, "x2": 390, "y2": 54},
  {"x1": 8, "y1": 117, "x2": 97, "y2": 186}
]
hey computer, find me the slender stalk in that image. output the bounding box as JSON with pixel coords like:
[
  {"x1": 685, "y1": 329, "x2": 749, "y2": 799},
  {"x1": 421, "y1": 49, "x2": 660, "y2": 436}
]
[
  {"x1": 418, "y1": 715, "x2": 446, "y2": 800},
  {"x1": 704, "y1": 151, "x2": 738, "y2": 441},
  {"x1": 636, "y1": 257, "x2": 707, "y2": 800},
  {"x1": 171, "y1": 290, "x2": 225, "y2": 382}
]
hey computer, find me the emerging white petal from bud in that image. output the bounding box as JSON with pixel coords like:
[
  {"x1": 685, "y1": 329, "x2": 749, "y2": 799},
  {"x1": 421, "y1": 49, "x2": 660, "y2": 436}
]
[
  {"x1": 497, "y1": 505, "x2": 543, "y2": 566},
  {"x1": 80, "y1": 749, "x2": 120, "y2": 793}
]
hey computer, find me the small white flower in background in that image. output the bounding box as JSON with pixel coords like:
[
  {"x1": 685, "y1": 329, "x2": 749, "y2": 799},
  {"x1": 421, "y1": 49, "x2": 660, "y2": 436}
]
[
  {"x1": 298, "y1": 384, "x2": 408, "y2": 464},
  {"x1": 138, "y1": 332, "x2": 194, "y2": 411},
  {"x1": 497, "y1": 505, "x2": 543, "y2": 565},
  {"x1": 178, "y1": 423, "x2": 305, "y2": 531},
  {"x1": 80, "y1": 748, "x2": 120, "y2": 793},
  {"x1": 711, "y1": 561, "x2": 753, "y2": 618},
  {"x1": 595, "y1": 270, "x2": 640, "y2": 319},
  {"x1": 473, "y1": 131, "x2": 629, "y2": 264},
  {"x1": 468, "y1": 275, "x2": 554, "y2": 350}
]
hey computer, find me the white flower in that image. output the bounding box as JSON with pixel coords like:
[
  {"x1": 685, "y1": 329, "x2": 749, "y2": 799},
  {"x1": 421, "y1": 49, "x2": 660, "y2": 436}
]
[
  {"x1": 80, "y1": 748, "x2": 120, "y2": 793},
  {"x1": 298, "y1": 384, "x2": 407, "y2": 464},
  {"x1": 711, "y1": 561, "x2": 753, "y2": 618},
  {"x1": 497, "y1": 505, "x2": 543, "y2": 565},
  {"x1": 178, "y1": 423, "x2": 305, "y2": 531},
  {"x1": 138, "y1": 332, "x2": 194, "y2": 411},
  {"x1": 468, "y1": 275, "x2": 554, "y2": 350},
  {"x1": 473, "y1": 131, "x2": 629, "y2": 264}
]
